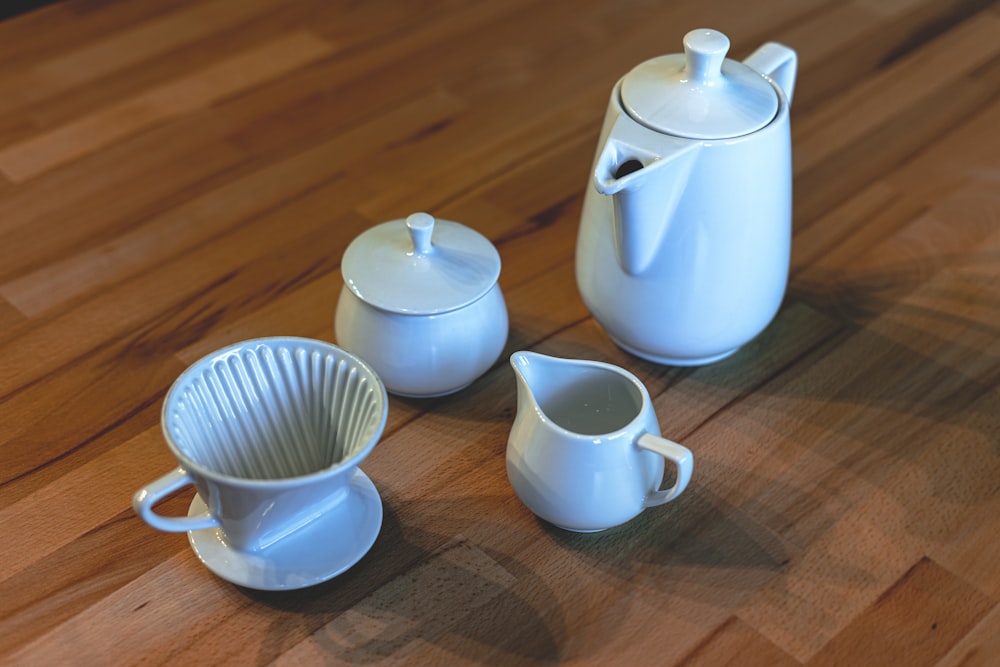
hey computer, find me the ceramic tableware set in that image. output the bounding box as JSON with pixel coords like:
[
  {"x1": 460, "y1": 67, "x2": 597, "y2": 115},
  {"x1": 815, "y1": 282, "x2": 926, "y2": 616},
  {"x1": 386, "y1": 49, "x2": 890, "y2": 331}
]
[{"x1": 133, "y1": 29, "x2": 796, "y2": 590}]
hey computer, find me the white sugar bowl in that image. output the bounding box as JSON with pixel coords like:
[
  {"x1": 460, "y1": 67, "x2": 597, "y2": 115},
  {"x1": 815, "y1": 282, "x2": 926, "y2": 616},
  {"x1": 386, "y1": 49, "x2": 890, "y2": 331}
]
[{"x1": 335, "y1": 212, "x2": 509, "y2": 397}]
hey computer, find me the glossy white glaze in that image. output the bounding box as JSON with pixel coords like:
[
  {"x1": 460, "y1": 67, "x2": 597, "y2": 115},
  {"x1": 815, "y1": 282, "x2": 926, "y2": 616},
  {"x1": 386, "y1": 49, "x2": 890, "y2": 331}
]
[
  {"x1": 505, "y1": 351, "x2": 693, "y2": 532},
  {"x1": 132, "y1": 337, "x2": 388, "y2": 559},
  {"x1": 336, "y1": 283, "x2": 508, "y2": 397},
  {"x1": 620, "y1": 29, "x2": 778, "y2": 139},
  {"x1": 341, "y1": 212, "x2": 501, "y2": 315},
  {"x1": 187, "y1": 468, "x2": 382, "y2": 590},
  {"x1": 577, "y1": 29, "x2": 797, "y2": 365},
  {"x1": 336, "y1": 212, "x2": 509, "y2": 397}
]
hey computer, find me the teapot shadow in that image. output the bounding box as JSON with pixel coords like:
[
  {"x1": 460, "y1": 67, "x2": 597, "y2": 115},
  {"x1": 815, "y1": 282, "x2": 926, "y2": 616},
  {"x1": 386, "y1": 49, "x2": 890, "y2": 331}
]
[
  {"x1": 241, "y1": 241, "x2": 997, "y2": 662},
  {"x1": 768, "y1": 268, "x2": 995, "y2": 499},
  {"x1": 620, "y1": 255, "x2": 1000, "y2": 551}
]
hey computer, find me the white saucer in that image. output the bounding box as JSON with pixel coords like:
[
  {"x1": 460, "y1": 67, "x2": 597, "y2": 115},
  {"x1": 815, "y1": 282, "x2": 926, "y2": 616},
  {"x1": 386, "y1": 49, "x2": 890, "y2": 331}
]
[{"x1": 186, "y1": 468, "x2": 383, "y2": 591}]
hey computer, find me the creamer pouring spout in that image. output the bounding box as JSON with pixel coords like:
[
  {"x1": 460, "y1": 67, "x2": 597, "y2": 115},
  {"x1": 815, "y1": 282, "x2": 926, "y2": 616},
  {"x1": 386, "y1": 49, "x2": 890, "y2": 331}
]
[{"x1": 575, "y1": 28, "x2": 797, "y2": 366}]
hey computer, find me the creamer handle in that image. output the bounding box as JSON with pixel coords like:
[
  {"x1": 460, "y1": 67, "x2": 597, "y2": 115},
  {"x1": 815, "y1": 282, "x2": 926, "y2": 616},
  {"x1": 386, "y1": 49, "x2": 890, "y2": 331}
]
[{"x1": 637, "y1": 434, "x2": 693, "y2": 507}]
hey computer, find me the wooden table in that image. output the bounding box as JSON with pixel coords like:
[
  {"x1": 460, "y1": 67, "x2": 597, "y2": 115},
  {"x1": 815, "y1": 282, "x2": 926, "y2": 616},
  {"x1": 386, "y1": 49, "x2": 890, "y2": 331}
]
[{"x1": 1, "y1": 0, "x2": 998, "y2": 664}]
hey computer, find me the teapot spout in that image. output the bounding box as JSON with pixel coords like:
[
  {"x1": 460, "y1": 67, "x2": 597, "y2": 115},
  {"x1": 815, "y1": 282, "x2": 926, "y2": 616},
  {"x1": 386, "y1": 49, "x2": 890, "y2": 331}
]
[{"x1": 593, "y1": 117, "x2": 701, "y2": 276}]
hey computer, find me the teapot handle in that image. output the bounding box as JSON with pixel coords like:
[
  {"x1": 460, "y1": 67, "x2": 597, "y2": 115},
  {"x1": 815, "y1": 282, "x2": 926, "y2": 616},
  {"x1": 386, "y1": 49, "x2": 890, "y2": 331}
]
[
  {"x1": 637, "y1": 434, "x2": 693, "y2": 507},
  {"x1": 744, "y1": 42, "x2": 797, "y2": 106}
]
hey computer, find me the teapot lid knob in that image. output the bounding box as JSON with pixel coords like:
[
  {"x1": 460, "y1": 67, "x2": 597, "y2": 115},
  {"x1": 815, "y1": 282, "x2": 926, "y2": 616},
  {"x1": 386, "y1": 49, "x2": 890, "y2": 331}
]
[
  {"x1": 406, "y1": 212, "x2": 435, "y2": 255},
  {"x1": 683, "y1": 29, "x2": 729, "y2": 83},
  {"x1": 619, "y1": 27, "x2": 780, "y2": 139}
]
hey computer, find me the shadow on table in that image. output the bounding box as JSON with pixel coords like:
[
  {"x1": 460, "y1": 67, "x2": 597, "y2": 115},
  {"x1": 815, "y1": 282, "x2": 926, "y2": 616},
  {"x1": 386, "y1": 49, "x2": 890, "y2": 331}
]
[
  {"x1": 232, "y1": 250, "x2": 999, "y2": 664},
  {"x1": 0, "y1": 0, "x2": 60, "y2": 21},
  {"x1": 610, "y1": 255, "x2": 1000, "y2": 564},
  {"x1": 240, "y1": 499, "x2": 566, "y2": 665}
]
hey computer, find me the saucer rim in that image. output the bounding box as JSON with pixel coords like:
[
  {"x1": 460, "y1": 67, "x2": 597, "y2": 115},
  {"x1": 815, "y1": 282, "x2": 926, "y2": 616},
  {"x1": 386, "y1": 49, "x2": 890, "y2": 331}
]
[{"x1": 186, "y1": 468, "x2": 382, "y2": 591}]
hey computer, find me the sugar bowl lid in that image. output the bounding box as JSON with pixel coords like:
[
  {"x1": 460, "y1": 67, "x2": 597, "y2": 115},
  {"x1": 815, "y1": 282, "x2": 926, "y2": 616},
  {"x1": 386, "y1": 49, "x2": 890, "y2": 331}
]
[
  {"x1": 620, "y1": 28, "x2": 779, "y2": 139},
  {"x1": 341, "y1": 212, "x2": 501, "y2": 315}
]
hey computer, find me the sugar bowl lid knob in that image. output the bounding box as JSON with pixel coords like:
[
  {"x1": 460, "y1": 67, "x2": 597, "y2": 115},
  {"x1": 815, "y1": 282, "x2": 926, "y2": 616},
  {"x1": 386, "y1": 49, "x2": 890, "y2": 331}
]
[
  {"x1": 341, "y1": 212, "x2": 501, "y2": 315},
  {"x1": 407, "y1": 212, "x2": 435, "y2": 255}
]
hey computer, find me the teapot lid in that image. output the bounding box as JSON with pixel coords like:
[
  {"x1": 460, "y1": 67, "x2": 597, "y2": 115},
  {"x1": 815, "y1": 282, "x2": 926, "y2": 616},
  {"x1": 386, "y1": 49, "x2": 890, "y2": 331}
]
[
  {"x1": 341, "y1": 212, "x2": 501, "y2": 315},
  {"x1": 620, "y1": 28, "x2": 778, "y2": 139}
]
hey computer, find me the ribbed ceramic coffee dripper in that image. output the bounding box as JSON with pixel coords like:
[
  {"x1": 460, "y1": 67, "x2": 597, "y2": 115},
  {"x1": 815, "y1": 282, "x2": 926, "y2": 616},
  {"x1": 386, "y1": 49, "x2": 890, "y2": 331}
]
[
  {"x1": 134, "y1": 337, "x2": 388, "y2": 553},
  {"x1": 166, "y1": 339, "x2": 385, "y2": 480}
]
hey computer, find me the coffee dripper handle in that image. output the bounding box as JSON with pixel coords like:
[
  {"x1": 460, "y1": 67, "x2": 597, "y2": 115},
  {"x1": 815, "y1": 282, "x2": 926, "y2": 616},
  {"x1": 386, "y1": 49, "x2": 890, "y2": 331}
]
[
  {"x1": 133, "y1": 467, "x2": 221, "y2": 532},
  {"x1": 637, "y1": 434, "x2": 693, "y2": 507}
]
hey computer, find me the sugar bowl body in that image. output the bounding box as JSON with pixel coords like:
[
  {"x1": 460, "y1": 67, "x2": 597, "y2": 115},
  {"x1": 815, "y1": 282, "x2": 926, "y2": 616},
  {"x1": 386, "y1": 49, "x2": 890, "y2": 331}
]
[{"x1": 335, "y1": 213, "x2": 508, "y2": 397}]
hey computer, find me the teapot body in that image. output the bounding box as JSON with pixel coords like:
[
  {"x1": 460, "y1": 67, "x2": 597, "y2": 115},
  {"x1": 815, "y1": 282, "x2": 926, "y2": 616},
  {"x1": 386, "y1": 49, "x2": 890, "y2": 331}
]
[{"x1": 575, "y1": 79, "x2": 792, "y2": 365}]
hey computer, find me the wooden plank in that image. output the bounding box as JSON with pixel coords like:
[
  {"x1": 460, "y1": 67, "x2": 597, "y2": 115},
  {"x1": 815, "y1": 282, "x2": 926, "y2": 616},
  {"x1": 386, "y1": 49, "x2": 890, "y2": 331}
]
[
  {"x1": 1, "y1": 0, "x2": 998, "y2": 664},
  {"x1": 274, "y1": 540, "x2": 518, "y2": 665},
  {"x1": 793, "y1": 9, "x2": 1000, "y2": 168},
  {"x1": 0, "y1": 127, "x2": 246, "y2": 285},
  {"x1": 0, "y1": 1, "x2": 187, "y2": 69},
  {"x1": 736, "y1": 236, "x2": 1000, "y2": 660},
  {"x1": 0, "y1": 0, "x2": 281, "y2": 116},
  {"x1": 936, "y1": 605, "x2": 1000, "y2": 667},
  {"x1": 0, "y1": 89, "x2": 464, "y2": 315},
  {"x1": 0, "y1": 505, "x2": 188, "y2": 655},
  {"x1": 0, "y1": 426, "x2": 174, "y2": 583},
  {"x1": 0, "y1": 297, "x2": 25, "y2": 334},
  {"x1": 0, "y1": 31, "x2": 336, "y2": 182},
  {"x1": 792, "y1": 0, "x2": 995, "y2": 113},
  {"x1": 678, "y1": 616, "x2": 800, "y2": 667},
  {"x1": 807, "y1": 558, "x2": 995, "y2": 666}
]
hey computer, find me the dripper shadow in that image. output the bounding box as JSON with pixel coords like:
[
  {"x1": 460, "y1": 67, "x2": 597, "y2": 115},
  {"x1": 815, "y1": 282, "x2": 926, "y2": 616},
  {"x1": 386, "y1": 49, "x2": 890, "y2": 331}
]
[{"x1": 242, "y1": 499, "x2": 567, "y2": 665}]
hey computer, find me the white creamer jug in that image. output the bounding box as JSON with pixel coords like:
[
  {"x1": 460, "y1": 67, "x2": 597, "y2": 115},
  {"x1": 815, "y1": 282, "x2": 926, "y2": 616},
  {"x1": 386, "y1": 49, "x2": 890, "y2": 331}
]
[{"x1": 506, "y1": 351, "x2": 693, "y2": 532}]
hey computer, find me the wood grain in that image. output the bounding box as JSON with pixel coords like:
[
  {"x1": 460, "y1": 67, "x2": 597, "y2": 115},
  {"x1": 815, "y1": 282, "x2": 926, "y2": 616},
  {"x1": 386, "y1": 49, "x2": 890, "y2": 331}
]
[{"x1": 0, "y1": 0, "x2": 997, "y2": 664}]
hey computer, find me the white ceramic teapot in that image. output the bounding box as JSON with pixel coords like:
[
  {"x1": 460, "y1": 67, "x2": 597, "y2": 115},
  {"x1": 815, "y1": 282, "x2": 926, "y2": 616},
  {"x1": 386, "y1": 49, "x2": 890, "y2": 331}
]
[
  {"x1": 335, "y1": 212, "x2": 508, "y2": 397},
  {"x1": 576, "y1": 29, "x2": 797, "y2": 365}
]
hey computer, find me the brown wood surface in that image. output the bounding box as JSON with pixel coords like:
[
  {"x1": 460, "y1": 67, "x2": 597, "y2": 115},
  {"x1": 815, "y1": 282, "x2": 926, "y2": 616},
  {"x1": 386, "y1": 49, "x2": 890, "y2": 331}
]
[{"x1": 1, "y1": 0, "x2": 998, "y2": 664}]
